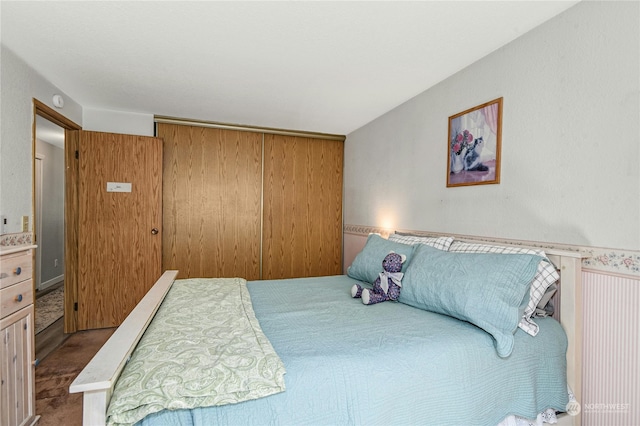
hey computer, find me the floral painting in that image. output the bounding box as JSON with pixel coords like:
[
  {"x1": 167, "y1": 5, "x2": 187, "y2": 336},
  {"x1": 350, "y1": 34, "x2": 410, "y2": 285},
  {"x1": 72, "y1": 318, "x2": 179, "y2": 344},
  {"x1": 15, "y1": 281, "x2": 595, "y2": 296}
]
[{"x1": 447, "y1": 97, "x2": 502, "y2": 187}]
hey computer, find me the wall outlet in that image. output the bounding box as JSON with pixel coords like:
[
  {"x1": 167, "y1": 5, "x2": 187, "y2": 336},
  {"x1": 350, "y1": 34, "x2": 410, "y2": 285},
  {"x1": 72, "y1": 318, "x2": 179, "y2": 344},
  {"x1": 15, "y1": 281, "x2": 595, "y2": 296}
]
[
  {"x1": 1, "y1": 215, "x2": 6, "y2": 234},
  {"x1": 54, "y1": 259, "x2": 58, "y2": 268},
  {"x1": 21, "y1": 215, "x2": 29, "y2": 232}
]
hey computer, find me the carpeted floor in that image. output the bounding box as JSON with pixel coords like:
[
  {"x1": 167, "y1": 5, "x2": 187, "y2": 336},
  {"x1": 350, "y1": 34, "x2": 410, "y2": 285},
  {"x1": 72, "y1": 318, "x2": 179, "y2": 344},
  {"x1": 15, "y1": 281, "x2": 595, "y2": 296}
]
[
  {"x1": 35, "y1": 328, "x2": 115, "y2": 426},
  {"x1": 35, "y1": 284, "x2": 64, "y2": 334}
]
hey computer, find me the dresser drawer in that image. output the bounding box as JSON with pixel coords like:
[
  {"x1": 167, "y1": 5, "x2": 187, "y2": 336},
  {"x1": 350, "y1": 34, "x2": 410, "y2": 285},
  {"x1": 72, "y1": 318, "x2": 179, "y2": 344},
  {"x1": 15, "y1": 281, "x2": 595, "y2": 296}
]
[
  {"x1": 0, "y1": 249, "x2": 33, "y2": 289},
  {"x1": 1, "y1": 279, "x2": 33, "y2": 319}
]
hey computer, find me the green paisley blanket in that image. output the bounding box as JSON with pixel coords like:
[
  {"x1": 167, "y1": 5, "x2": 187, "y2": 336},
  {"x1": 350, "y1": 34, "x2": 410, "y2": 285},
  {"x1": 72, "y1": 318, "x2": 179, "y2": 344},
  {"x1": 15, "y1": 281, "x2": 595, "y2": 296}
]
[{"x1": 106, "y1": 278, "x2": 286, "y2": 426}]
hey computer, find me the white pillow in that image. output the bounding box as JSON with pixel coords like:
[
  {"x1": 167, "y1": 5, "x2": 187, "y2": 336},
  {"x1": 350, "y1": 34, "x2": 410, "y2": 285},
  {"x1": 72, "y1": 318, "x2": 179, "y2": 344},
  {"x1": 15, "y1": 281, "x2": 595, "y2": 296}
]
[
  {"x1": 448, "y1": 241, "x2": 559, "y2": 337},
  {"x1": 388, "y1": 233, "x2": 454, "y2": 251}
]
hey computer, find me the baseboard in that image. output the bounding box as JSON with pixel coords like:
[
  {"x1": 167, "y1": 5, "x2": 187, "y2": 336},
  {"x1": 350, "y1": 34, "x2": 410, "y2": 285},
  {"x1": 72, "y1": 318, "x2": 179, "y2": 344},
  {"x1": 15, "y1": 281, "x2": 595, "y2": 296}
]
[{"x1": 38, "y1": 274, "x2": 64, "y2": 291}]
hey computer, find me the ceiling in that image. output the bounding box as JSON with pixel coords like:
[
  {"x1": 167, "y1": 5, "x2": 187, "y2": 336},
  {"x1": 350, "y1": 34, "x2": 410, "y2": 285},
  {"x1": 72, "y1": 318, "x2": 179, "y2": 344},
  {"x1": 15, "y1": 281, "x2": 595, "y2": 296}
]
[{"x1": 2, "y1": 1, "x2": 579, "y2": 136}]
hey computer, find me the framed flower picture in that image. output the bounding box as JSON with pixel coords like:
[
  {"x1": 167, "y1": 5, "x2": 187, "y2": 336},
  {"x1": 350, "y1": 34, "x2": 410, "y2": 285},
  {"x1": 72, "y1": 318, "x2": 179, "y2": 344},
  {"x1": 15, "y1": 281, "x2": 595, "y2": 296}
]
[{"x1": 447, "y1": 97, "x2": 502, "y2": 187}]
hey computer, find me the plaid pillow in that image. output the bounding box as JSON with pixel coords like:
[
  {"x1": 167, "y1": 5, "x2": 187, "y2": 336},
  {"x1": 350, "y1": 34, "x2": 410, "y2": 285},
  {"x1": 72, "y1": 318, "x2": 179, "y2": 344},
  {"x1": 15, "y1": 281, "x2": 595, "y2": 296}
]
[
  {"x1": 448, "y1": 241, "x2": 559, "y2": 337},
  {"x1": 388, "y1": 234, "x2": 454, "y2": 251}
]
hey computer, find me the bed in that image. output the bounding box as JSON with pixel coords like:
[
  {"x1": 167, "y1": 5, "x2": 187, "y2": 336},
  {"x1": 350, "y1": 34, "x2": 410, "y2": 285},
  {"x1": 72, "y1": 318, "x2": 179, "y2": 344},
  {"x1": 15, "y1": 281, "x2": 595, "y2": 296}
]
[{"x1": 69, "y1": 234, "x2": 584, "y2": 426}]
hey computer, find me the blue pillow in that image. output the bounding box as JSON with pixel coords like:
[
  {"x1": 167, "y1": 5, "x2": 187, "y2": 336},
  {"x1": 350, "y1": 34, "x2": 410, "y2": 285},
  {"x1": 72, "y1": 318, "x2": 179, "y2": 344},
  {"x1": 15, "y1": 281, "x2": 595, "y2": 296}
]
[
  {"x1": 347, "y1": 234, "x2": 415, "y2": 284},
  {"x1": 399, "y1": 244, "x2": 540, "y2": 357}
]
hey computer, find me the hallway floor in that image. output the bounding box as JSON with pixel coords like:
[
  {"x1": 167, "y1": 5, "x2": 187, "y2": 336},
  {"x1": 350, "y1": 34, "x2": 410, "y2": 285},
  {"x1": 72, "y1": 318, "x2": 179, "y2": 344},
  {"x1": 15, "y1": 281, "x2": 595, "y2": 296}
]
[
  {"x1": 35, "y1": 328, "x2": 115, "y2": 426},
  {"x1": 35, "y1": 282, "x2": 64, "y2": 334}
]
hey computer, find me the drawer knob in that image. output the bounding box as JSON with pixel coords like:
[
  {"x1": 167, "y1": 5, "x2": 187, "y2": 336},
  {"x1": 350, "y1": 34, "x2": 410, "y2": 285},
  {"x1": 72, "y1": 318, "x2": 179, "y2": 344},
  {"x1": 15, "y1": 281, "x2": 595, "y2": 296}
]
[
  {"x1": 14, "y1": 266, "x2": 22, "y2": 275},
  {"x1": 15, "y1": 294, "x2": 23, "y2": 302}
]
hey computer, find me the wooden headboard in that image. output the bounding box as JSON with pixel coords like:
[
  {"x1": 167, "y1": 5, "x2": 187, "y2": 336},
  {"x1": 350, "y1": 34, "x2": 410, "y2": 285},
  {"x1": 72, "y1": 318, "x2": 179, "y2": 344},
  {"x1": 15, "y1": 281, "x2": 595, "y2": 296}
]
[{"x1": 546, "y1": 248, "x2": 584, "y2": 425}]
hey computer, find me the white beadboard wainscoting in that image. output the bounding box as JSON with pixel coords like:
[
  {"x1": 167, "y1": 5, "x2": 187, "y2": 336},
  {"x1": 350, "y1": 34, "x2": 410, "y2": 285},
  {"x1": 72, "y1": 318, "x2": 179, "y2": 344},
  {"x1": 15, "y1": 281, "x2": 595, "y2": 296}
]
[
  {"x1": 344, "y1": 225, "x2": 640, "y2": 425},
  {"x1": 583, "y1": 271, "x2": 639, "y2": 426}
]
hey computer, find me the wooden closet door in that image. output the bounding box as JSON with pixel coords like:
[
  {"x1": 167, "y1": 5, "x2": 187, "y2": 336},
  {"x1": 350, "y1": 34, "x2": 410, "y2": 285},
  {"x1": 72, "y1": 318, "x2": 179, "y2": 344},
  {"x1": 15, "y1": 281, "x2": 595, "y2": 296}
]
[
  {"x1": 159, "y1": 124, "x2": 262, "y2": 279},
  {"x1": 263, "y1": 134, "x2": 343, "y2": 279}
]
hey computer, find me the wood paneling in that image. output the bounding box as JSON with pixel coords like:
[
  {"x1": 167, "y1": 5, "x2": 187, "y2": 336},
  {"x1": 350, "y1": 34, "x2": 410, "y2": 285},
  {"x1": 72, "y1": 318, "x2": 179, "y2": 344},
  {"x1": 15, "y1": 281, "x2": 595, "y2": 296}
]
[
  {"x1": 77, "y1": 131, "x2": 162, "y2": 330},
  {"x1": 262, "y1": 134, "x2": 343, "y2": 279},
  {"x1": 158, "y1": 124, "x2": 262, "y2": 280}
]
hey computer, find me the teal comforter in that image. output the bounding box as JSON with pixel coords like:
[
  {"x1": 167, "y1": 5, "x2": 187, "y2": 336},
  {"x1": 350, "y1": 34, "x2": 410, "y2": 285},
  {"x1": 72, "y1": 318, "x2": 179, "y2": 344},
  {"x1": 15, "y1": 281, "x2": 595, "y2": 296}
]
[{"x1": 127, "y1": 275, "x2": 568, "y2": 426}]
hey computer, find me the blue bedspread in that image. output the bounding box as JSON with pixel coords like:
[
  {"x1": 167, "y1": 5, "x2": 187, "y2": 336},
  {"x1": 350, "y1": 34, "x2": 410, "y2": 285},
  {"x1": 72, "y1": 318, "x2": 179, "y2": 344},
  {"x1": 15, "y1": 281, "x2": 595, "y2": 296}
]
[{"x1": 136, "y1": 275, "x2": 568, "y2": 426}]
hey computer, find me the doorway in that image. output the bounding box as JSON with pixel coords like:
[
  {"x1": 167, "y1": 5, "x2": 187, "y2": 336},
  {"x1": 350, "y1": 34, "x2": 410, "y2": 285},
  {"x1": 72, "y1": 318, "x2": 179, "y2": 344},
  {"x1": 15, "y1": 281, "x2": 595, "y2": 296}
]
[
  {"x1": 32, "y1": 99, "x2": 81, "y2": 358},
  {"x1": 34, "y1": 117, "x2": 66, "y2": 359},
  {"x1": 34, "y1": 116, "x2": 65, "y2": 293}
]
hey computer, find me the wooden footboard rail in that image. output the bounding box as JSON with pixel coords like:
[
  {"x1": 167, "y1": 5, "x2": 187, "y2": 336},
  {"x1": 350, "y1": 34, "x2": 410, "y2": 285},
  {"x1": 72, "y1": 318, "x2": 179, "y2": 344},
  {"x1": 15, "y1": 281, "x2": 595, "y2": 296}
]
[{"x1": 69, "y1": 270, "x2": 178, "y2": 426}]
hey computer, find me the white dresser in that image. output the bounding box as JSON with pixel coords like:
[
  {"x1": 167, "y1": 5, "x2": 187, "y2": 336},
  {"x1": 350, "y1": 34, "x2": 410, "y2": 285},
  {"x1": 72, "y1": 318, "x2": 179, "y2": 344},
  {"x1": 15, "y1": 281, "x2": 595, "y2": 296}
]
[{"x1": 1, "y1": 245, "x2": 38, "y2": 426}]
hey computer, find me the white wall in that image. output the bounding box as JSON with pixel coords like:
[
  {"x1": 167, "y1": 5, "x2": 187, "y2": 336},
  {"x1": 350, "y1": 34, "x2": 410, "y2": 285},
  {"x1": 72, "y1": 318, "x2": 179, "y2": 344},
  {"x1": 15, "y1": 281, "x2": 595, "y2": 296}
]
[
  {"x1": 35, "y1": 139, "x2": 65, "y2": 287},
  {"x1": 344, "y1": 1, "x2": 640, "y2": 251},
  {"x1": 83, "y1": 107, "x2": 154, "y2": 136},
  {"x1": 0, "y1": 45, "x2": 156, "y2": 236},
  {"x1": 0, "y1": 44, "x2": 82, "y2": 234}
]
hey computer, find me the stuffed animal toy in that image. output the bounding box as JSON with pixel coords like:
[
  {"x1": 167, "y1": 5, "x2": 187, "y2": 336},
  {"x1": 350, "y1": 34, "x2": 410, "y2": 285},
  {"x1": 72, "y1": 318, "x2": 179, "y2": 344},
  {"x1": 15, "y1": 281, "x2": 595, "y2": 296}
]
[{"x1": 351, "y1": 252, "x2": 406, "y2": 305}]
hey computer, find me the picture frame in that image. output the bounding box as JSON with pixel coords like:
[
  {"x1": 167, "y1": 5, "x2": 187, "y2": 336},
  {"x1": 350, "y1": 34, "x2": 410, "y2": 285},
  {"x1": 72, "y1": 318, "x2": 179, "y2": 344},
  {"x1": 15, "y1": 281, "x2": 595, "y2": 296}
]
[{"x1": 447, "y1": 97, "x2": 502, "y2": 187}]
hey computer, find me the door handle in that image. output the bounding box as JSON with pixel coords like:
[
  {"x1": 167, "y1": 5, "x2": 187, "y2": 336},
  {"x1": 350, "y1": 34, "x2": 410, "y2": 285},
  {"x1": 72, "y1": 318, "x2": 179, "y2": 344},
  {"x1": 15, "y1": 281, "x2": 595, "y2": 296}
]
[{"x1": 151, "y1": 228, "x2": 159, "y2": 235}]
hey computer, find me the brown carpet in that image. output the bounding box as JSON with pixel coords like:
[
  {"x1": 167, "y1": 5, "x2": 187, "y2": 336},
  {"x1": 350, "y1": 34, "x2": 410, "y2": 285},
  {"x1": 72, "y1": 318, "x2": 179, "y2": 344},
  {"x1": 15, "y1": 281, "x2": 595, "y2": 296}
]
[{"x1": 35, "y1": 328, "x2": 115, "y2": 426}]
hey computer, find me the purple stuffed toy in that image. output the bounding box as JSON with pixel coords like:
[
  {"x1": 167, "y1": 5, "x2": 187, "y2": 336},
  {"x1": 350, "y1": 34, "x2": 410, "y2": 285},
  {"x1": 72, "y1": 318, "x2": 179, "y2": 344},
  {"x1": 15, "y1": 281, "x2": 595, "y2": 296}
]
[{"x1": 351, "y1": 251, "x2": 406, "y2": 305}]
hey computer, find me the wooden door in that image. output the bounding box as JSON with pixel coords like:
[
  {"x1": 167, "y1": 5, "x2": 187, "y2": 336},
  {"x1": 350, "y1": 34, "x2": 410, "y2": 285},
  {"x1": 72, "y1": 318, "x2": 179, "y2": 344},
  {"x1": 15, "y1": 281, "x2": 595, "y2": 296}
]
[
  {"x1": 77, "y1": 131, "x2": 162, "y2": 330},
  {"x1": 158, "y1": 124, "x2": 262, "y2": 280},
  {"x1": 262, "y1": 134, "x2": 343, "y2": 279}
]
